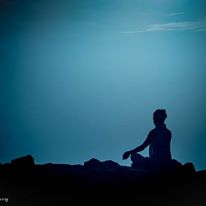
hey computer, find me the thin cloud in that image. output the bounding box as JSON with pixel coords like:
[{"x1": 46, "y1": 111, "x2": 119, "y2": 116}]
[
  {"x1": 120, "y1": 31, "x2": 139, "y2": 34},
  {"x1": 142, "y1": 18, "x2": 206, "y2": 32},
  {"x1": 195, "y1": 27, "x2": 206, "y2": 32},
  {"x1": 165, "y1": 12, "x2": 184, "y2": 17},
  {"x1": 121, "y1": 17, "x2": 206, "y2": 34}
]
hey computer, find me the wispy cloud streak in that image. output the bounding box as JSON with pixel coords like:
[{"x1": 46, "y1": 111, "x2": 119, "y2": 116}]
[
  {"x1": 121, "y1": 16, "x2": 206, "y2": 34},
  {"x1": 142, "y1": 18, "x2": 206, "y2": 32},
  {"x1": 165, "y1": 12, "x2": 184, "y2": 17}
]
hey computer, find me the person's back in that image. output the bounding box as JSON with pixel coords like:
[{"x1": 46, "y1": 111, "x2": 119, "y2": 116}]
[{"x1": 149, "y1": 123, "x2": 172, "y2": 162}]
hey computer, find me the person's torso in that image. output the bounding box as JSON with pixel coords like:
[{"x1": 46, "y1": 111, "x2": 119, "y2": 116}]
[{"x1": 149, "y1": 126, "x2": 171, "y2": 160}]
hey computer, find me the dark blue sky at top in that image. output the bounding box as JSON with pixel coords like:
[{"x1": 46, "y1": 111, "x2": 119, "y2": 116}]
[{"x1": 1, "y1": 0, "x2": 206, "y2": 170}]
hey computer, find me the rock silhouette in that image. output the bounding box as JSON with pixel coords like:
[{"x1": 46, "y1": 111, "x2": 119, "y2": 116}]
[
  {"x1": 0, "y1": 155, "x2": 206, "y2": 206},
  {"x1": 11, "y1": 154, "x2": 34, "y2": 170},
  {"x1": 84, "y1": 158, "x2": 120, "y2": 169}
]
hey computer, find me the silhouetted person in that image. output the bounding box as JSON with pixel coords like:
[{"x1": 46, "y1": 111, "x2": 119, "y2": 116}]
[{"x1": 122, "y1": 109, "x2": 176, "y2": 170}]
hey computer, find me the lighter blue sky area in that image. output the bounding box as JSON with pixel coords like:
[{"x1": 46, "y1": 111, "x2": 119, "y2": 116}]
[{"x1": 1, "y1": 0, "x2": 206, "y2": 170}]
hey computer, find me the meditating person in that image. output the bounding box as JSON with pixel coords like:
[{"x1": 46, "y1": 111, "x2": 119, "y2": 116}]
[{"x1": 122, "y1": 109, "x2": 178, "y2": 170}]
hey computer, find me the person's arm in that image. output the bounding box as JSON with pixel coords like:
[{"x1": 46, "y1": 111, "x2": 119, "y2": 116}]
[
  {"x1": 122, "y1": 131, "x2": 153, "y2": 160},
  {"x1": 131, "y1": 132, "x2": 153, "y2": 153}
]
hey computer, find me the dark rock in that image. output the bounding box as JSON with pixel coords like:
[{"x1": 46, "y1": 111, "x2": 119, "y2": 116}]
[
  {"x1": 11, "y1": 154, "x2": 34, "y2": 169},
  {"x1": 1, "y1": 156, "x2": 204, "y2": 206},
  {"x1": 84, "y1": 158, "x2": 120, "y2": 170},
  {"x1": 171, "y1": 159, "x2": 182, "y2": 168},
  {"x1": 182, "y1": 162, "x2": 196, "y2": 174},
  {"x1": 102, "y1": 160, "x2": 120, "y2": 169},
  {"x1": 84, "y1": 158, "x2": 102, "y2": 168}
]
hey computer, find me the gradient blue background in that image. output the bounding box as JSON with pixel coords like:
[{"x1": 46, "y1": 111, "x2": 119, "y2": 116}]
[{"x1": 1, "y1": 0, "x2": 206, "y2": 170}]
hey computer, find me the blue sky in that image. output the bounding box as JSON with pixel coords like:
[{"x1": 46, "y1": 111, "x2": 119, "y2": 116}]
[{"x1": 1, "y1": 0, "x2": 206, "y2": 170}]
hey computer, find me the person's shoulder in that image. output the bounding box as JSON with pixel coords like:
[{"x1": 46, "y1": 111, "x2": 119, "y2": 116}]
[
  {"x1": 152, "y1": 126, "x2": 171, "y2": 134},
  {"x1": 148, "y1": 128, "x2": 156, "y2": 136},
  {"x1": 165, "y1": 128, "x2": 172, "y2": 136},
  {"x1": 165, "y1": 127, "x2": 171, "y2": 133}
]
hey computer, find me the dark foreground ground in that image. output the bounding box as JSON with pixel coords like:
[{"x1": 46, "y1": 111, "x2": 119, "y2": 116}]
[{"x1": 0, "y1": 155, "x2": 206, "y2": 206}]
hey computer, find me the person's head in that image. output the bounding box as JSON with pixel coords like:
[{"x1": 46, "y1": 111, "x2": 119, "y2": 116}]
[{"x1": 153, "y1": 109, "x2": 167, "y2": 126}]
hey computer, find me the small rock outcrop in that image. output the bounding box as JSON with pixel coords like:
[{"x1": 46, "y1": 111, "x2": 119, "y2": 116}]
[
  {"x1": 84, "y1": 158, "x2": 120, "y2": 169},
  {"x1": 11, "y1": 154, "x2": 35, "y2": 170}
]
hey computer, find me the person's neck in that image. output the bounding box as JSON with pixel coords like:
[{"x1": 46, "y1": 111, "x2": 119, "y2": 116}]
[{"x1": 155, "y1": 123, "x2": 166, "y2": 128}]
